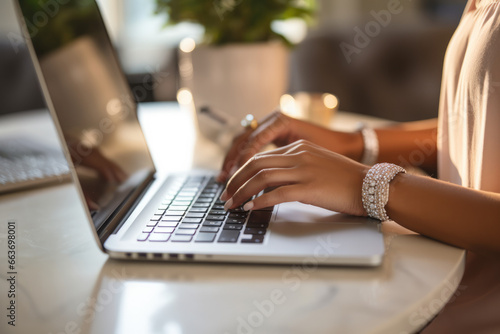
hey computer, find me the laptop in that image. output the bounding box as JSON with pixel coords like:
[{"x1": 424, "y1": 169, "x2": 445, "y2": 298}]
[
  {"x1": 13, "y1": 0, "x2": 385, "y2": 266},
  {"x1": 0, "y1": 135, "x2": 70, "y2": 193}
]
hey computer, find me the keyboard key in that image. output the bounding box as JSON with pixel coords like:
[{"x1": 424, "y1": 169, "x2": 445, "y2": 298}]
[
  {"x1": 149, "y1": 234, "x2": 171, "y2": 242},
  {"x1": 137, "y1": 233, "x2": 150, "y2": 241},
  {"x1": 154, "y1": 227, "x2": 175, "y2": 234},
  {"x1": 195, "y1": 232, "x2": 217, "y2": 243},
  {"x1": 185, "y1": 213, "x2": 205, "y2": 218},
  {"x1": 218, "y1": 230, "x2": 240, "y2": 243},
  {"x1": 246, "y1": 222, "x2": 269, "y2": 229},
  {"x1": 209, "y1": 210, "x2": 227, "y2": 216},
  {"x1": 203, "y1": 221, "x2": 223, "y2": 227},
  {"x1": 171, "y1": 235, "x2": 192, "y2": 242},
  {"x1": 193, "y1": 202, "x2": 211, "y2": 208},
  {"x1": 211, "y1": 205, "x2": 225, "y2": 210},
  {"x1": 175, "y1": 229, "x2": 197, "y2": 235},
  {"x1": 223, "y1": 224, "x2": 243, "y2": 230},
  {"x1": 178, "y1": 223, "x2": 199, "y2": 229},
  {"x1": 195, "y1": 198, "x2": 213, "y2": 203},
  {"x1": 230, "y1": 206, "x2": 245, "y2": 213},
  {"x1": 248, "y1": 211, "x2": 273, "y2": 223},
  {"x1": 161, "y1": 216, "x2": 182, "y2": 222},
  {"x1": 182, "y1": 185, "x2": 199, "y2": 189},
  {"x1": 178, "y1": 191, "x2": 197, "y2": 197},
  {"x1": 158, "y1": 221, "x2": 178, "y2": 228},
  {"x1": 176, "y1": 196, "x2": 195, "y2": 202},
  {"x1": 154, "y1": 209, "x2": 166, "y2": 215},
  {"x1": 225, "y1": 217, "x2": 246, "y2": 224},
  {"x1": 241, "y1": 236, "x2": 265, "y2": 243},
  {"x1": 200, "y1": 226, "x2": 219, "y2": 233},
  {"x1": 189, "y1": 207, "x2": 208, "y2": 213},
  {"x1": 229, "y1": 212, "x2": 248, "y2": 219},
  {"x1": 142, "y1": 226, "x2": 154, "y2": 233},
  {"x1": 172, "y1": 200, "x2": 192, "y2": 206},
  {"x1": 165, "y1": 210, "x2": 185, "y2": 216},
  {"x1": 244, "y1": 228, "x2": 267, "y2": 235},
  {"x1": 183, "y1": 185, "x2": 201, "y2": 190},
  {"x1": 182, "y1": 218, "x2": 203, "y2": 224},
  {"x1": 206, "y1": 215, "x2": 225, "y2": 221},
  {"x1": 146, "y1": 221, "x2": 159, "y2": 227},
  {"x1": 198, "y1": 193, "x2": 215, "y2": 198},
  {"x1": 150, "y1": 216, "x2": 161, "y2": 222},
  {"x1": 169, "y1": 205, "x2": 189, "y2": 211}
]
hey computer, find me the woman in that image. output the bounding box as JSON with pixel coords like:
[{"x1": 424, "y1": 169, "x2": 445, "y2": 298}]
[{"x1": 218, "y1": 0, "x2": 500, "y2": 332}]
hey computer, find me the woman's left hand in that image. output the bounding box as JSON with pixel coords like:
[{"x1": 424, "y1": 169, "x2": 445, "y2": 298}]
[{"x1": 221, "y1": 140, "x2": 369, "y2": 216}]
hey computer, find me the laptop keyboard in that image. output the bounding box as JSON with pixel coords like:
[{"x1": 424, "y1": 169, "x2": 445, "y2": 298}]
[
  {"x1": 137, "y1": 176, "x2": 273, "y2": 244},
  {"x1": 0, "y1": 136, "x2": 70, "y2": 193}
]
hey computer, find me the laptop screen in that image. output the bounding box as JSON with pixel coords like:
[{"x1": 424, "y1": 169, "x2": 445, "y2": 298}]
[{"x1": 16, "y1": 0, "x2": 156, "y2": 232}]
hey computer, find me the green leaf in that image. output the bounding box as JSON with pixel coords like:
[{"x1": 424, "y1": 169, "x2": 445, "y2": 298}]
[{"x1": 154, "y1": 0, "x2": 316, "y2": 46}]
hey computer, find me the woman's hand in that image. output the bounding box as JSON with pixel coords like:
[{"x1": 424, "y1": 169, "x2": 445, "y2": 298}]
[
  {"x1": 220, "y1": 140, "x2": 369, "y2": 217},
  {"x1": 217, "y1": 111, "x2": 363, "y2": 183}
]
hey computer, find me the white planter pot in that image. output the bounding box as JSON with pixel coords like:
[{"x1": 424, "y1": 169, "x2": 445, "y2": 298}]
[{"x1": 179, "y1": 42, "x2": 289, "y2": 147}]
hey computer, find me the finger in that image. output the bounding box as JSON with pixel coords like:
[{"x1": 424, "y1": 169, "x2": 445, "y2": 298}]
[
  {"x1": 224, "y1": 168, "x2": 301, "y2": 210},
  {"x1": 217, "y1": 130, "x2": 253, "y2": 183},
  {"x1": 254, "y1": 139, "x2": 326, "y2": 158},
  {"x1": 218, "y1": 112, "x2": 293, "y2": 183},
  {"x1": 242, "y1": 185, "x2": 305, "y2": 211},
  {"x1": 283, "y1": 140, "x2": 332, "y2": 155},
  {"x1": 236, "y1": 114, "x2": 291, "y2": 169},
  {"x1": 252, "y1": 141, "x2": 298, "y2": 156},
  {"x1": 223, "y1": 154, "x2": 299, "y2": 200}
]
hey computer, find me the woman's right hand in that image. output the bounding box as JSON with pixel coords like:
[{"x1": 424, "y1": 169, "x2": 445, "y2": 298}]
[{"x1": 217, "y1": 111, "x2": 362, "y2": 183}]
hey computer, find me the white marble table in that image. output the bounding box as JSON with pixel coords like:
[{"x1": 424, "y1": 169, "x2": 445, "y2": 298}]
[{"x1": 0, "y1": 102, "x2": 465, "y2": 334}]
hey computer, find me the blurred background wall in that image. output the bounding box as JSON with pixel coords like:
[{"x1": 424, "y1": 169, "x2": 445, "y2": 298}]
[{"x1": 0, "y1": 0, "x2": 467, "y2": 120}]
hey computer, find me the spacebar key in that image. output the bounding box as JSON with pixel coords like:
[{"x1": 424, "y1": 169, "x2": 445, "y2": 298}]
[{"x1": 218, "y1": 230, "x2": 240, "y2": 243}]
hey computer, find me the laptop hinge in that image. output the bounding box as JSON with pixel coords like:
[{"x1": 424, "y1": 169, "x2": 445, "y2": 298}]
[{"x1": 97, "y1": 173, "x2": 156, "y2": 244}]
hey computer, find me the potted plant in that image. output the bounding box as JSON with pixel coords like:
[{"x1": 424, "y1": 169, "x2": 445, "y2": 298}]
[{"x1": 155, "y1": 0, "x2": 315, "y2": 146}]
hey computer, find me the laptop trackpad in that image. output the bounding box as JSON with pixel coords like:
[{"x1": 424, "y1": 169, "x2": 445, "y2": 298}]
[{"x1": 269, "y1": 202, "x2": 384, "y2": 260}]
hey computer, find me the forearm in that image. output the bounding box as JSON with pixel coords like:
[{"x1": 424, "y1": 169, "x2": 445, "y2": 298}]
[
  {"x1": 387, "y1": 173, "x2": 500, "y2": 257},
  {"x1": 376, "y1": 124, "x2": 438, "y2": 174},
  {"x1": 323, "y1": 119, "x2": 439, "y2": 173}
]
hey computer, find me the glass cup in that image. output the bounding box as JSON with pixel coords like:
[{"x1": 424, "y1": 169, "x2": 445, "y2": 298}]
[{"x1": 280, "y1": 92, "x2": 339, "y2": 127}]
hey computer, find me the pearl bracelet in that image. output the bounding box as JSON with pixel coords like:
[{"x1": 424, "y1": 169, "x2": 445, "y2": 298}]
[{"x1": 362, "y1": 163, "x2": 406, "y2": 221}]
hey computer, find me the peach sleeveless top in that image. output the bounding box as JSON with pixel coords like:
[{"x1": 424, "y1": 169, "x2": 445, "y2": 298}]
[{"x1": 426, "y1": 0, "x2": 500, "y2": 332}]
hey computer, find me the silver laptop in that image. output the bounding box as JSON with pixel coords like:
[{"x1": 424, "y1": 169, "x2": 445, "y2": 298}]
[
  {"x1": 14, "y1": 0, "x2": 384, "y2": 266},
  {"x1": 0, "y1": 135, "x2": 70, "y2": 193}
]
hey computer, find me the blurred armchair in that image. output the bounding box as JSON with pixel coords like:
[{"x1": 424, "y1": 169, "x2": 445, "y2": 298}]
[{"x1": 289, "y1": 24, "x2": 455, "y2": 122}]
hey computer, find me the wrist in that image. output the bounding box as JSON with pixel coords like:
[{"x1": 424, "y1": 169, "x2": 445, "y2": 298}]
[
  {"x1": 361, "y1": 163, "x2": 406, "y2": 221},
  {"x1": 328, "y1": 131, "x2": 364, "y2": 161},
  {"x1": 356, "y1": 164, "x2": 371, "y2": 216},
  {"x1": 359, "y1": 126, "x2": 379, "y2": 165}
]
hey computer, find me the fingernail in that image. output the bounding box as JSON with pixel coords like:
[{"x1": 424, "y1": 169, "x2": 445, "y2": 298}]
[
  {"x1": 220, "y1": 189, "x2": 228, "y2": 201},
  {"x1": 224, "y1": 198, "x2": 233, "y2": 211},
  {"x1": 243, "y1": 201, "x2": 254, "y2": 211}
]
